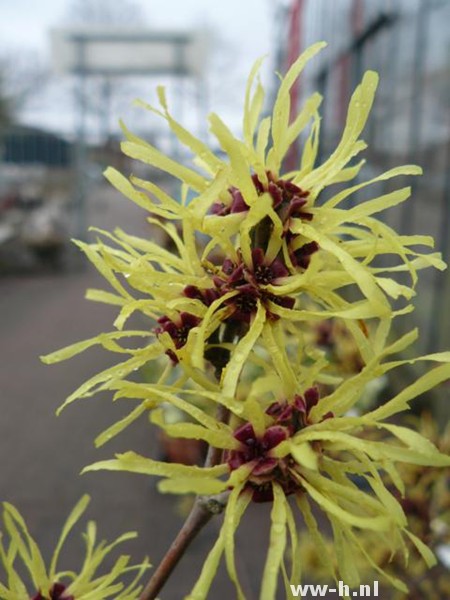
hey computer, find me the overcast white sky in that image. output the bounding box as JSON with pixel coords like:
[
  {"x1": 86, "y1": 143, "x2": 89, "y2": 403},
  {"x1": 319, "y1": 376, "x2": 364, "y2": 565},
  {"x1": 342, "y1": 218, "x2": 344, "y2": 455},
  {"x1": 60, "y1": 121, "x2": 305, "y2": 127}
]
[{"x1": 0, "y1": 0, "x2": 285, "y2": 140}]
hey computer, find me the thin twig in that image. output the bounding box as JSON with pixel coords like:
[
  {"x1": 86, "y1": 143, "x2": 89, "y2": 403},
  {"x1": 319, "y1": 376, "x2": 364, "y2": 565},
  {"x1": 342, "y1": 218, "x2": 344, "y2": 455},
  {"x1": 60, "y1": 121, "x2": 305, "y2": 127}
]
[
  {"x1": 139, "y1": 493, "x2": 228, "y2": 600},
  {"x1": 139, "y1": 432, "x2": 230, "y2": 600}
]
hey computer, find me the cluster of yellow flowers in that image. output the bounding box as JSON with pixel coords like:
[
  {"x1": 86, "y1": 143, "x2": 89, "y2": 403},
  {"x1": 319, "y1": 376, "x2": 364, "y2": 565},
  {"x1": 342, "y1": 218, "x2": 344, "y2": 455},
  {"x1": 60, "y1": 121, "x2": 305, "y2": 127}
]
[
  {"x1": 296, "y1": 415, "x2": 450, "y2": 599},
  {"x1": 0, "y1": 496, "x2": 149, "y2": 600},
  {"x1": 3, "y1": 42, "x2": 449, "y2": 599}
]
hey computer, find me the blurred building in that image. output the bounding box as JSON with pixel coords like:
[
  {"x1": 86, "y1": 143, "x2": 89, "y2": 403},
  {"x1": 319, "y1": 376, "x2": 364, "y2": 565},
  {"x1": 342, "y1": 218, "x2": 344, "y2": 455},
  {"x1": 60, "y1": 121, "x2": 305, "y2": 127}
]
[
  {"x1": 0, "y1": 125, "x2": 74, "y2": 271},
  {"x1": 275, "y1": 0, "x2": 450, "y2": 360}
]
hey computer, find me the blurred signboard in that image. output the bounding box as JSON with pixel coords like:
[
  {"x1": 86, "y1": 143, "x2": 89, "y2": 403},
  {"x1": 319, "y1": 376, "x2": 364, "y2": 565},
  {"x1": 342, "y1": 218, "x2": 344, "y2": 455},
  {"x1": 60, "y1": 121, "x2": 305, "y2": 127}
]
[{"x1": 50, "y1": 27, "x2": 207, "y2": 77}]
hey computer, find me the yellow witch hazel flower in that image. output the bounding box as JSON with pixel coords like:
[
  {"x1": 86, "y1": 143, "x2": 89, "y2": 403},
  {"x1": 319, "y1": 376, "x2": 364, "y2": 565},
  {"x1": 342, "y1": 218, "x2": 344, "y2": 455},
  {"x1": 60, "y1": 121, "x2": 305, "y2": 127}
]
[
  {"x1": 295, "y1": 415, "x2": 450, "y2": 599},
  {"x1": 0, "y1": 496, "x2": 150, "y2": 600},
  {"x1": 40, "y1": 41, "x2": 450, "y2": 600},
  {"x1": 42, "y1": 42, "x2": 445, "y2": 423},
  {"x1": 107, "y1": 41, "x2": 443, "y2": 348},
  {"x1": 85, "y1": 330, "x2": 450, "y2": 598}
]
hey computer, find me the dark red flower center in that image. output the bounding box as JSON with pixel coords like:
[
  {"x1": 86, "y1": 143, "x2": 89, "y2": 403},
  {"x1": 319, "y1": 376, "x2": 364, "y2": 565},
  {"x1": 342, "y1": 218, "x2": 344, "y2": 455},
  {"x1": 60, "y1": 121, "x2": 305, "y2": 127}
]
[
  {"x1": 226, "y1": 422, "x2": 299, "y2": 502},
  {"x1": 212, "y1": 249, "x2": 294, "y2": 324},
  {"x1": 210, "y1": 171, "x2": 319, "y2": 278},
  {"x1": 266, "y1": 386, "x2": 333, "y2": 432},
  {"x1": 211, "y1": 171, "x2": 313, "y2": 227},
  {"x1": 226, "y1": 422, "x2": 291, "y2": 501},
  {"x1": 253, "y1": 264, "x2": 273, "y2": 284},
  {"x1": 182, "y1": 247, "x2": 294, "y2": 327},
  {"x1": 155, "y1": 312, "x2": 201, "y2": 363},
  {"x1": 31, "y1": 583, "x2": 74, "y2": 600},
  {"x1": 225, "y1": 388, "x2": 333, "y2": 502}
]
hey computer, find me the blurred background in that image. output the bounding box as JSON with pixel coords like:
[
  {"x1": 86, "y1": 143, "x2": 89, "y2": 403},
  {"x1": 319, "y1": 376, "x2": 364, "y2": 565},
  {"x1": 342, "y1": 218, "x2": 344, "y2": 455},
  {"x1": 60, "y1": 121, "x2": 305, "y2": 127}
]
[{"x1": 0, "y1": 1, "x2": 449, "y2": 598}]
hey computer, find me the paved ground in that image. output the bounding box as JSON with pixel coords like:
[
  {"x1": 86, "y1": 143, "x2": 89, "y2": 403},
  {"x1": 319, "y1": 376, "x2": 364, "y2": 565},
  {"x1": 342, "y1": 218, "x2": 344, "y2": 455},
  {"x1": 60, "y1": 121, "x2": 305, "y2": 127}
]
[{"x1": 0, "y1": 181, "x2": 281, "y2": 599}]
